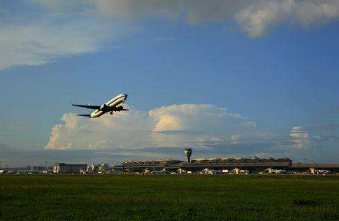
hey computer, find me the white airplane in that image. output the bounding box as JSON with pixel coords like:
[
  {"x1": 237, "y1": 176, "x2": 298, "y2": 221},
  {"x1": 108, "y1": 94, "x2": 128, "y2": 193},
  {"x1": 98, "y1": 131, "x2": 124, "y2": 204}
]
[{"x1": 72, "y1": 94, "x2": 128, "y2": 118}]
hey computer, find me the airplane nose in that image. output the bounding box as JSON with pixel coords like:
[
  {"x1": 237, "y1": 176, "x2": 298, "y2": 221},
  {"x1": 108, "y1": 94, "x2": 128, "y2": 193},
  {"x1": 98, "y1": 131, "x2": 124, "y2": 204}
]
[{"x1": 124, "y1": 94, "x2": 128, "y2": 99}]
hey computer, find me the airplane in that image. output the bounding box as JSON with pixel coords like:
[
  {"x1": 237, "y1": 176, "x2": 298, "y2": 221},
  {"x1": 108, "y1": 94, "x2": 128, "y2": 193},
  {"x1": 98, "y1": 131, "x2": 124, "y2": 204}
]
[{"x1": 72, "y1": 94, "x2": 128, "y2": 118}]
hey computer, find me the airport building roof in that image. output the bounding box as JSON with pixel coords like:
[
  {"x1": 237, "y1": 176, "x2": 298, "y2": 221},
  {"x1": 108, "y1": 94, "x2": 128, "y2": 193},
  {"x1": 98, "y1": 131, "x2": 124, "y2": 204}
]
[{"x1": 119, "y1": 157, "x2": 293, "y2": 169}]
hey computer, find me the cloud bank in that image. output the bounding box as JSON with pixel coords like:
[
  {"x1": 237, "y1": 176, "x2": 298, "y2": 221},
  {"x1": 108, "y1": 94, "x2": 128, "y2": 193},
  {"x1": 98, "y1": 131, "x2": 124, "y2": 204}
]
[
  {"x1": 45, "y1": 104, "x2": 260, "y2": 150},
  {"x1": 37, "y1": 0, "x2": 339, "y2": 37},
  {"x1": 1, "y1": 103, "x2": 337, "y2": 165},
  {"x1": 46, "y1": 103, "x2": 319, "y2": 159},
  {"x1": 0, "y1": 0, "x2": 339, "y2": 70}
]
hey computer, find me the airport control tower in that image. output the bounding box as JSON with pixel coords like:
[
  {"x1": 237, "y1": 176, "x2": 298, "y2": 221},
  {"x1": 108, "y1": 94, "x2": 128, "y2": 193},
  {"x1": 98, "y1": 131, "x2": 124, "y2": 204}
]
[{"x1": 184, "y1": 148, "x2": 192, "y2": 163}]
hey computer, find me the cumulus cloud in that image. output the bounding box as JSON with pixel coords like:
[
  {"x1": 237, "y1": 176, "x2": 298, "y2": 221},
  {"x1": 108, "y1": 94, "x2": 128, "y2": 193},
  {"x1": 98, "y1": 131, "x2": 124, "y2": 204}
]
[
  {"x1": 46, "y1": 104, "x2": 259, "y2": 150},
  {"x1": 1, "y1": 0, "x2": 339, "y2": 70},
  {"x1": 48, "y1": 104, "x2": 315, "y2": 157}
]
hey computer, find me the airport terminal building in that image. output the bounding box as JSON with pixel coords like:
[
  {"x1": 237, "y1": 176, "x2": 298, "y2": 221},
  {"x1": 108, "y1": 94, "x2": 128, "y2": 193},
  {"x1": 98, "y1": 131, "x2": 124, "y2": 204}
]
[
  {"x1": 48, "y1": 148, "x2": 339, "y2": 175},
  {"x1": 115, "y1": 157, "x2": 339, "y2": 174},
  {"x1": 53, "y1": 163, "x2": 87, "y2": 174},
  {"x1": 116, "y1": 157, "x2": 292, "y2": 173}
]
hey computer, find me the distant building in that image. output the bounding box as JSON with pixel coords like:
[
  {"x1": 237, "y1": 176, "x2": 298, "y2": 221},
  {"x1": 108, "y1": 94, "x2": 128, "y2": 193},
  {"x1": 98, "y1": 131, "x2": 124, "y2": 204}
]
[
  {"x1": 116, "y1": 157, "x2": 293, "y2": 173},
  {"x1": 27, "y1": 166, "x2": 46, "y2": 171},
  {"x1": 53, "y1": 163, "x2": 87, "y2": 174},
  {"x1": 120, "y1": 159, "x2": 183, "y2": 172}
]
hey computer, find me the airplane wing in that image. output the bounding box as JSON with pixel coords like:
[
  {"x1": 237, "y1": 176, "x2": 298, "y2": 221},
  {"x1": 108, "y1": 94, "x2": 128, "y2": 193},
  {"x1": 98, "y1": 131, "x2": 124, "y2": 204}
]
[
  {"x1": 77, "y1": 114, "x2": 91, "y2": 118},
  {"x1": 114, "y1": 106, "x2": 129, "y2": 111},
  {"x1": 72, "y1": 104, "x2": 101, "y2": 109}
]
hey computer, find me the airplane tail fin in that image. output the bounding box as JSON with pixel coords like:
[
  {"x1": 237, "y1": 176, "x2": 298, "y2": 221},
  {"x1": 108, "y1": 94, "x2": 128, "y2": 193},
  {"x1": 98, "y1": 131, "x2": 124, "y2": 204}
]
[{"x1": 77, "y1": 114, "x2": 91, "y2": 118}]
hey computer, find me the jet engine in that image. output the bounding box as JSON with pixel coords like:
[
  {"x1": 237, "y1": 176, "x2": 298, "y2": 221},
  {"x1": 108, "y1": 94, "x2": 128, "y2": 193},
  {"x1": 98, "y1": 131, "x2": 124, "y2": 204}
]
[
  {"x1": 100, "y1": 104, "x2": 108, "y2": 111},
  {"x1": 115, "y1": 106, "x2": 124, "y2": 111}
]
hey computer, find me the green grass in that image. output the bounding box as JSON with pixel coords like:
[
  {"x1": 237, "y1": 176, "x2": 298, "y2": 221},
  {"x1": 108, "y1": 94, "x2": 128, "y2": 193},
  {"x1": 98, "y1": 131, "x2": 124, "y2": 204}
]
[{"x1": 1, "y1": 175, "x2": 339, "y2": 221}]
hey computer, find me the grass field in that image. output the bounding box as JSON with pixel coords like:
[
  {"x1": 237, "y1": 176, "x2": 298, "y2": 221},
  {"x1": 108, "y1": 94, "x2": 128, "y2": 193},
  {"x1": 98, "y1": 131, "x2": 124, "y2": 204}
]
[{"x1": 1, "y1": 175, "x2": 339, "y2": 221}]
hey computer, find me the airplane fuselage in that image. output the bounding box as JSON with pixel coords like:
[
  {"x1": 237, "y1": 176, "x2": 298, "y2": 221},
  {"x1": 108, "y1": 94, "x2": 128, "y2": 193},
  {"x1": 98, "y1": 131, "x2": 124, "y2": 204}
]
[{"x1": 90, "y1": 94, "x2": 128, "y2": 118}]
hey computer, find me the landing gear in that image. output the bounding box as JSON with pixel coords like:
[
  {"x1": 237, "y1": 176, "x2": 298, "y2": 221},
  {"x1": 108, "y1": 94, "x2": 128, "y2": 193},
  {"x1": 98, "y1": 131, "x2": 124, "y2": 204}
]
[{"x1": 110, "y1": 111, "x2": 113, "y2": 115}]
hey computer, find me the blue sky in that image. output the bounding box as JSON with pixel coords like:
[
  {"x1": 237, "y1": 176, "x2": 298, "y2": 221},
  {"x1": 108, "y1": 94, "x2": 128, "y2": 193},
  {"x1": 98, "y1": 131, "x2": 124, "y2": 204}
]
[{"x1": 0, "y1": 0, "x2": 339, "y2": 166}]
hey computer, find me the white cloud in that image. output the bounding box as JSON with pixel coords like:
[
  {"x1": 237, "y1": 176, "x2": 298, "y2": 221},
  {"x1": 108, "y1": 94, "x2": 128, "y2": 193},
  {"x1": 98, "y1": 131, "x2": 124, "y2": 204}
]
[
  {"x1": 290, "y1": 126, "x2": 309, "y2": 139},
  {"x1": 0, "y1": 1, "x2": 129, "y2": 71},
  {"x1": 289, "y1": 126, "x2": 309, "y2": 149},
  {"x1": 0, "y1": 19, "x2": 116, "y2": 70},
  {"x1": 235, "y1": 0, "x2": 339, "y2": 37},
  {"x1": 46, "y1": 104, "x2": 258, "y2": 150},
  {"x1": 1, "y1": 0, "x2": 339, "y2": 70},
  {"x1": 37, "y1": 0, "x2": 339, "y2": 37}
]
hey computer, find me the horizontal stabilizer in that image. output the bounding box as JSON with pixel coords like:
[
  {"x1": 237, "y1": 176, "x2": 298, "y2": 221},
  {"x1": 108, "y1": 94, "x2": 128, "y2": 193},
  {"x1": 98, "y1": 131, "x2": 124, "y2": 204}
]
[
  {"x1": 72, "y1": 104, "x2": 101, "y2": 109},
  {"x1": 77, "y1": 114, "x2": 91, "y2": 118}
]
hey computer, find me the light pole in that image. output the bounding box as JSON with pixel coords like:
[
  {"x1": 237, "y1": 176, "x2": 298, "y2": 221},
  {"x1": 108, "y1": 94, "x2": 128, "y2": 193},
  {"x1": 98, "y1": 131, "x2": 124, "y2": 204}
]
[{"x1": 45, "y1": 161, "x2": 48, "y2": 171}]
